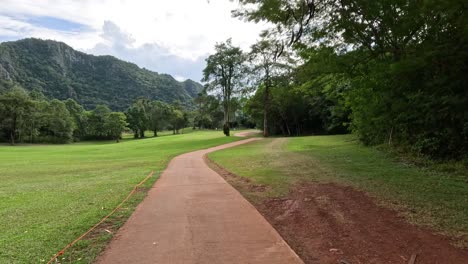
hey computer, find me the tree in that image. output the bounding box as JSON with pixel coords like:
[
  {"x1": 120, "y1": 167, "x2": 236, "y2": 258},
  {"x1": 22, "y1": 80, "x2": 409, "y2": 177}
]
[
  {"x1": 193, "y1": 92, "x2": 224, "y2": 129},
  {"x1": 0, "y1": 86, "x2": 33, "y2": 145},
  {"x1": 167, "y1": 102, "x2": 188, "y2": 135},
  {"x1": 171, "y1": 109, "x2": 186, "y2": 134},
  {"x1": 86, "y1": 105, "x2": 112, "y2": 139},
  {"x1": 249, "y1": 33, "x2": 292, "y2": 137},
  {"x1": 125, "y1": 99, "x2": 149, "y2": 138},
  {"x1": 104, "y1": 112, "x2": 127, "y2": 142},
  {"x1": 148, "y1": 101, "x2": 169, "y2": 137},
  {"x1": 23, "y1": 99, "x2": 48, "y2": 143},
  {"x1": 43, "y1": 99, "x2": 74, "y2": 143},
  {"x1": 235, "y1": 0, "x2": 468, "y2": 158},
  {"x1": 64, "y1": 98, "x2": 86, "y2": 141},
  {"x1": 202, "y1": 39, "x2": 246, "y2": 136}
]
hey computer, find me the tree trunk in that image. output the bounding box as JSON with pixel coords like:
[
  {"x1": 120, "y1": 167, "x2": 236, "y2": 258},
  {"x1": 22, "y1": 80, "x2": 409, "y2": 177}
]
[
  {"x1": 388, "y1": 127, "x2": 393, "y2": 145},
  {"x1": 263, "y1": 85, "x2": 270, "y2": 137},
  {"x1": 30, "y1": 123, "x2": 34, "y2": 143},
  {"x1": 279, "y1": 123, "x2": 286, "y2": 136},
  {"x1": 139, "y1": 129, "x2": 145, "y2": 138},
  {"x1": 154, "y1": 130, "x2": 158, "y2": 137},
  {"x1": 223, "y1": 101, "x2": 230, "y2": 136},
  {"x1": 10, "y1": 130, "x2": 15, "y2": 145},
  {"x1": 10, "y1": 115, "x2": 16, "y2": 145}
]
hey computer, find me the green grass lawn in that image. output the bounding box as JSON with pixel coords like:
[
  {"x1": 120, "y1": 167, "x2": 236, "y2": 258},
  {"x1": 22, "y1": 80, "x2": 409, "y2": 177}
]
[
  {"x1": 208, "y1": 135, "x2": 468, "y2": 246},
  {"x1": 0, "y1": 130, "x2": 240, "y2": 263}
]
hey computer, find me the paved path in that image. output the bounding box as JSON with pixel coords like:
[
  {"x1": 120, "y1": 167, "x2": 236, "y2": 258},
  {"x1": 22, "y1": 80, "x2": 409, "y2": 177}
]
[{"x1": 96, "y1": 138, "x2": 303, "y2": 264}]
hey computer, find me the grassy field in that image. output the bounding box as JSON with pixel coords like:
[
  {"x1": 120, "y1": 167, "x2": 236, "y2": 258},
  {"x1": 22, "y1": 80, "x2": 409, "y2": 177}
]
[
  {"x1": 208, "y1": 135, "x2": 468, "y2": 246},
  {"x1": 0, "y1": 130, "x2": 240, "y2": 263}
]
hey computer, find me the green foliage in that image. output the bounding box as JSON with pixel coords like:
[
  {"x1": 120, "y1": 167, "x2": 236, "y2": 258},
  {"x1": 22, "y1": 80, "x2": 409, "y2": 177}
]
[
  {"x1": 0, "y1": 86, "x2": 131, "y2": 143},
  {"x1": 64, "y1": 98, "x2": 86, "y2": 140},
  {"x1": 193, "y1": 92, "x2": 224, "y2": 129},
  {"x1": 235, "y1": 0, "x2": 468, "y2": 158},
  {"x1": 125, "y1": 99, "x2": 150, "y2": 138},
  {"x1": 41, "y1": 99, "x2": 74, "y2": 143},
  {"x1": 0, "y1": 38, "x2": 203, "y2": 110},
  {"x1": 248, "y1": 35, "x2": 292, "y2": 137},
  {"x1": 0, "y1": 86, "x2": 34, "y2": 144},
  {"x1": 104, "y1": 112, "x2": 127, "y2": 142},
  {"x1": 84, "y1": 105, "x2": 112, "y2": 139},
  {"x1": 125, "y1": 98, "x2": 191, "y2": 138},
  {"x1": 202, "y1": 39, "x2": 247, "y2": 136},
  {"x1": 148, "y1": 100, "x2": 170, "y2": 136}
]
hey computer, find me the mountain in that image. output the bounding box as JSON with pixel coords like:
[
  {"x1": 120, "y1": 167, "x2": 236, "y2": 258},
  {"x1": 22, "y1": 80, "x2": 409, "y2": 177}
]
[{"x1": 0, "y1": 38, "x2": 203, "y2": 110}]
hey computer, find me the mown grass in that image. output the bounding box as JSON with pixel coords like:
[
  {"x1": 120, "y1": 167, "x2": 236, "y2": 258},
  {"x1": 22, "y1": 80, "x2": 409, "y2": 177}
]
[
  {"x1": 0, "y1": 130, "x2": 240, "y2": 263},
  {"x1": 208, "y1": 135, "x2": 468, "y2": 246}
]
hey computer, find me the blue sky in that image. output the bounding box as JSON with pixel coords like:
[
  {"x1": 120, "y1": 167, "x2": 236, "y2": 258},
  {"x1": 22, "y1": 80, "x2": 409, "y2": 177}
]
[
  {"x1": 26, "y1": 16, "x2": 89, "y2": 32},
  {"x1": 0, "y1": 0, "x2": 266, "y2": 81}
]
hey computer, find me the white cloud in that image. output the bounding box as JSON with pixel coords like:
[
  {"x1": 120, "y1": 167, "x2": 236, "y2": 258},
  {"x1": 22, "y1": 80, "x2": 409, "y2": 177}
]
[
  {"x1": 87, "y1": 21, "x2": 207, "y2": 81},
  {"x1": 0, "y1": 0, "x2": 268, "y2": 81}
]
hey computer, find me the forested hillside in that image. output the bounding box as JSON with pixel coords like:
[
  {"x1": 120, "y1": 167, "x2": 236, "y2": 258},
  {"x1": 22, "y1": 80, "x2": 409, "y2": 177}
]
[{"x1": 0, "y1": 38, "x2": 202, "y2": 110}]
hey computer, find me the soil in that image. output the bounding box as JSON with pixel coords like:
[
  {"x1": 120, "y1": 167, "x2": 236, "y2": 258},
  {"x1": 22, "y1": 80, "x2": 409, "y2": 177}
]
[{"x1": 207, "y1": 159, "x2": 468, "y2": 264}]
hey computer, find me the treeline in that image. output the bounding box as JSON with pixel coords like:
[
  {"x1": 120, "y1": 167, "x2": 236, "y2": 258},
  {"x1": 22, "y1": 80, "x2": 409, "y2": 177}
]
[
  {"x1": 0, "y1": 85, "x2": 127, "y2": 144},
  {"x1": 0, "y1": 83, "x2": 201, "y2": 144},
  {"x1": 193, "y1": 92, "x2": 253, "y2": 131},
  {"x1": 203, "y1": 0, "x2": 467, "y2": 159},
  {"x1": 125, "y1": 98, "x2": 189, "y2": 138}
]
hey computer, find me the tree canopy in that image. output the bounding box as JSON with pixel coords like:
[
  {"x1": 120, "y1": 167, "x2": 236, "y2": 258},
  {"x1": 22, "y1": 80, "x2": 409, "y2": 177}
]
[
  {"x1": 202, "y1": 39, "x2": 247, "y2": 136},
  {"x1": 230, "y1": 0, "x2": 468, "y2": 159}
]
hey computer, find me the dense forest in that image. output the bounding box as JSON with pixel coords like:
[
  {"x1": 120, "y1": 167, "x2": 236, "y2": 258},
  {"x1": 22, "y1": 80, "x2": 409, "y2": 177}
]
[
  {"x1": 0, "y1": 38, "x2": 203, "y2": 110},
  {"x1": 203, "y1": 0, "x2": 467, "y2": 159}
]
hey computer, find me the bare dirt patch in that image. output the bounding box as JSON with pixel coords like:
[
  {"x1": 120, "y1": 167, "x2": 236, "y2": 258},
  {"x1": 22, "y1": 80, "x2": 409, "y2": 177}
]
[{"x1": 206, "y1": 157, "x2": 468, "y2": 264}]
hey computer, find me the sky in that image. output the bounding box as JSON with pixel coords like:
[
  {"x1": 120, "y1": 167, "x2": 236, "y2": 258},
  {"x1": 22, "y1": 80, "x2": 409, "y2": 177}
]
[{"x1": 0, "y1": 0, "x2": 266, "y2": 81}]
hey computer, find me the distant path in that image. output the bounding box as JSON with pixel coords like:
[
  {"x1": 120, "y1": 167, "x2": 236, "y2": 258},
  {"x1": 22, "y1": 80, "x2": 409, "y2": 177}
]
[
  {"x1": 96, "y1": 138, "x2": 303, "y2": 264},
  {"x1": 234, "y1": 130, "x2": 261, "y2": 137}
]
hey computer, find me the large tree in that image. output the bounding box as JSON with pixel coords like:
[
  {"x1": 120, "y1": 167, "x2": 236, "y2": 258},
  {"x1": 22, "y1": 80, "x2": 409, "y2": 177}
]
[
  {"x1": 85, "y1": 105, "x2": 112, "y2": 139},
  {"x1": 0, "y1": 86, "x2": 34, "y2": 145},
  {"x1": 104, "y1": 112, "x2": 127, "y2": 142},
  {"x1": 125, "y1": 99, "x2": 150, "y2": 138},
  {"x1": 202, "y1": 39, "x2": 246, "y2": 136},
  {"x1": 43, "y1": 99, "x2": 74, "y2": 143},
  {"x1": 249, "y1": 33, "x2": 292, "y2": 137},
  {"x1": 235, "y1": 0, "x2": 468, "y2": 158},
  {"x1": 148, "y1": 100, "x2": 170, "y2": 137}
]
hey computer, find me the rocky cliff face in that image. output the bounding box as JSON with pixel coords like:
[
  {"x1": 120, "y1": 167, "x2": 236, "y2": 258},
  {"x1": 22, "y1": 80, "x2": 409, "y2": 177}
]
[{"x1": 0, "y1": 38, "x2": 203, "y2": 110}]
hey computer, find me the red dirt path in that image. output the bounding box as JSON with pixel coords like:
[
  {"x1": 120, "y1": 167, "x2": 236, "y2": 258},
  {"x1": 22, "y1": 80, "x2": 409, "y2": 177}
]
[{"x1": 208, "y1": 159, "x2": 468, "y2": 264}]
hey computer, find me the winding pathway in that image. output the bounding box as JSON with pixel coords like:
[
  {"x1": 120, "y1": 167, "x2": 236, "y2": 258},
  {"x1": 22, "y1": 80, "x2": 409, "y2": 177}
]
[{"x1": 96, "y1": 138, "x2": 303, "y2": 264}]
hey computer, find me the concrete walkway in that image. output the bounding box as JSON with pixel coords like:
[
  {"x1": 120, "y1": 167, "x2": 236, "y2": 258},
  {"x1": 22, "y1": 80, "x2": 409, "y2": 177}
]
[{"x1": 96, "y1": 138, "x2": 303, "y2": 264}]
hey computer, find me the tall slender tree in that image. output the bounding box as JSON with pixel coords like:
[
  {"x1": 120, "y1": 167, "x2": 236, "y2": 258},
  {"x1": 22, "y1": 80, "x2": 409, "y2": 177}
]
[
  {"x1": 202, "y1": 39, "x2": 246, "y2": 136},
  {"x1": 249, "y1": 33, "x2": 292, "y2": 137}
]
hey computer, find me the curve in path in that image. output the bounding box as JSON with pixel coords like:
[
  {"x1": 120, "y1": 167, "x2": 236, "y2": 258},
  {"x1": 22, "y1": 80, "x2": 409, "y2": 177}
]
[{"x1": 96, "y1": 138, "x2": 303, "y2": 264}]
